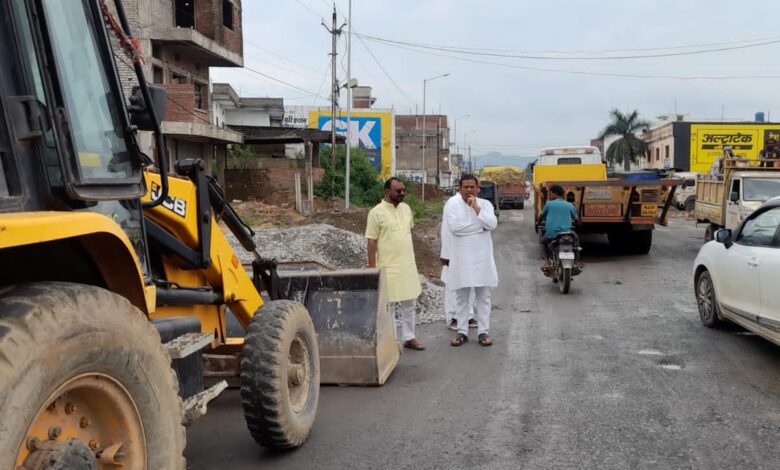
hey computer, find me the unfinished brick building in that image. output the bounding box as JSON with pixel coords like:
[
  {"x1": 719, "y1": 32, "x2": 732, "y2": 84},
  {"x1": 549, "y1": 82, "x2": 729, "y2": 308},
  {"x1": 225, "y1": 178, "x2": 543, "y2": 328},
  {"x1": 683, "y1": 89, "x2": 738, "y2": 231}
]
[{"x1": 113, "y1": 0, "x2": 245, "y2": 183}]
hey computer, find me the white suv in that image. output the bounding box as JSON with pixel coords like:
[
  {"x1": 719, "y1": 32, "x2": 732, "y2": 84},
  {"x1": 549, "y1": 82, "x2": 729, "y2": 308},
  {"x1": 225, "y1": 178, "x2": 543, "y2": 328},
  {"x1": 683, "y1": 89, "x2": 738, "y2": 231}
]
[{"x1": 694, "y1": 198, "x2": 780, "y2": 343}]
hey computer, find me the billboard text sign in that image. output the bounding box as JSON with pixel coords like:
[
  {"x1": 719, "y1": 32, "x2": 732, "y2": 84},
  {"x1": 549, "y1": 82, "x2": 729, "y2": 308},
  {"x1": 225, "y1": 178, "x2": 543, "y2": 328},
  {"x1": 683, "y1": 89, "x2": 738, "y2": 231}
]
[{"x1": 309, "y1": 109, "x2": 394, "y2": 178}]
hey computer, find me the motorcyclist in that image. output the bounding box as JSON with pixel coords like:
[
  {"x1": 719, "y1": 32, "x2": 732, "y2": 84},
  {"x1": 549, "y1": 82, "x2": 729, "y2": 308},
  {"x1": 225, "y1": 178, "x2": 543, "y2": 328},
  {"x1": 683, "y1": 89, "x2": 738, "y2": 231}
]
[{"x1": 539, "y1": 185, "x2": 580, "y2": 272}]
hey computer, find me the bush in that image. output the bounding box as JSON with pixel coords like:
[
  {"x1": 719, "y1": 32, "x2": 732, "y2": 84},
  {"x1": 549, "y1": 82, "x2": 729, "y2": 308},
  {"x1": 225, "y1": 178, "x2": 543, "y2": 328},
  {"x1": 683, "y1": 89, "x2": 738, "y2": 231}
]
[
  {"x1": 395, "y1": 175, "x2": 444, "y2": 223},
  {"x1": 315, "y1": 147, "x2": 384, "y2": 207}
]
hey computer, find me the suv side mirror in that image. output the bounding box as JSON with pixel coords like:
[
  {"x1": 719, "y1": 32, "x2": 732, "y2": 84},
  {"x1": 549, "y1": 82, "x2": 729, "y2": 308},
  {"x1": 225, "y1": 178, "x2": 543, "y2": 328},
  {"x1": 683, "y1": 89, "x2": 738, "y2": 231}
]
[
  {"x1": 128, "y1": 85, "x2": 167, "y2": 131},
  {"x1": 715, "y1": 228, "x2": 732, "y2": 247},
  {"x1": 729, "y1": 191, "x2": 739, "y2": 203}
]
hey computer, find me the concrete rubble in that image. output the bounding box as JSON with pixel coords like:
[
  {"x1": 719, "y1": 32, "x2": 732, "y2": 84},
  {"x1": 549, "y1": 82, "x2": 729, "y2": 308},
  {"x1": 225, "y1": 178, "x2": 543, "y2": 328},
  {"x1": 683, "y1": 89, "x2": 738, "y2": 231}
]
[{"x1": 228, "y1": 223, "x2": 445, "y2": 325}]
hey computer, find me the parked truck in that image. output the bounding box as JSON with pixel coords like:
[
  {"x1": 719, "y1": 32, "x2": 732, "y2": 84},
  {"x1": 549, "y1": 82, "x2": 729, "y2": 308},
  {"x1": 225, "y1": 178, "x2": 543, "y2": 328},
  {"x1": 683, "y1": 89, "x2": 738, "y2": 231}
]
[
  {"x1": 480, "y1": 166, "x2": 527, "y2": 209},
  {"x1": 672, "y1": 172, "x2": 699, "y2": 211},
  {"x1": 533, "y1": 146, "x2": 678, "y2": 254},
  {"x1": 695, "y1": 159, "x2": 780, "y2": 241}
]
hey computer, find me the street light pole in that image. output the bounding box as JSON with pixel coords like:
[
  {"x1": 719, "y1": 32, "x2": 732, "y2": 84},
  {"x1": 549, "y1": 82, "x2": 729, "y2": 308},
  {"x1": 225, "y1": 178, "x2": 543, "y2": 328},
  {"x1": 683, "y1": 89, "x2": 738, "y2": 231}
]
[
  {"x1": 421, "y1": 72, "x2": 449, "y2": 201},
  {"x1": 464, "y1": 130, "x2": 477, "y2": 173},
  {"x1": 452, "y1": 114, "x2": 470, "y2": 165}
]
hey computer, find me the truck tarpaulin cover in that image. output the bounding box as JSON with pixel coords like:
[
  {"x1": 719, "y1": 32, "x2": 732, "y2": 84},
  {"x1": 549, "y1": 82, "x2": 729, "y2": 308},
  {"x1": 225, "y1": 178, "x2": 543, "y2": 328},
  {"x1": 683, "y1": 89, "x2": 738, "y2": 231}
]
[{"x1": 480, "y1": 166, "x2": 526, "y2": 185}]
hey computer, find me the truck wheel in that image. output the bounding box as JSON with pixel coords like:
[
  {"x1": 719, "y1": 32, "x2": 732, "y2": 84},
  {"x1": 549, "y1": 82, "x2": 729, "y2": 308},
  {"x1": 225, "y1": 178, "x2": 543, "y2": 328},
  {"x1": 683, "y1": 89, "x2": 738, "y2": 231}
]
[
  {"x1": 684, "y1": 198, "x2": 695, "y2": 212},
  {"x1": 704, "y1": 224, "x2": 717, "y2": 242},
  {"x1": 696, "y1": 270, "x2": 722, "y2": 328},
  {"x1": 241, "y1": 300, "x2": 320, "y2": 449},
  {"x1": 518, "y1": 201, "x2": 525, "y2": 210},
  {"x1": 607, "y1": 230, "x2": 627, "y2": 254},
  {"x1": 631, "y1": 231, "x2": 653, "y2": 255},
  {"x1": 0, "y1": 282, "x2": 185, "y2": 470}
]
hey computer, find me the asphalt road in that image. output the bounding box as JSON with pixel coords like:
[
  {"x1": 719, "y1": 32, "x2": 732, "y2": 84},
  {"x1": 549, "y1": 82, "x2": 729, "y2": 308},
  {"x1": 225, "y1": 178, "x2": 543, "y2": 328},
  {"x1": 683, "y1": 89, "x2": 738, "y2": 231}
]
[{"x1": 186, "y1": 210, "x2": 780, "y2": 469}]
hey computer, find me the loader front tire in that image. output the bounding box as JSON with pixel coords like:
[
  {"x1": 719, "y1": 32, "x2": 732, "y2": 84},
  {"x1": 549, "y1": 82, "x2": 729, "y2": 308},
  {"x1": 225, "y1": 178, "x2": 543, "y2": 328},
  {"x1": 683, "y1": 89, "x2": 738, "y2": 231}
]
[
  {"x1": 0, "y1": 282, "x2": 185, "y2": 470},
  {"x1": 241, "y1": 300, "x2": 320, "y2": 449}
]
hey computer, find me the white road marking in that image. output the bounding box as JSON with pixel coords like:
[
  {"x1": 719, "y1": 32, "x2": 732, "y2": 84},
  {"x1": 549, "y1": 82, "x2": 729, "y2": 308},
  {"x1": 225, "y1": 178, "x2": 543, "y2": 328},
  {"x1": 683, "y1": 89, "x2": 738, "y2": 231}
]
[{"x1": 638, "y1": 349, "x2": 664, "y2": 356}]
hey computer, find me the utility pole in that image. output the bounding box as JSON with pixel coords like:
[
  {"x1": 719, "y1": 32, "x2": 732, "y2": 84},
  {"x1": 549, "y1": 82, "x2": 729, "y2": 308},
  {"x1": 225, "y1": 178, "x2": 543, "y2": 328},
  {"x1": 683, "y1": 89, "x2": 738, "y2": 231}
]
[
  {"x1": 345, "y1": 0, "x2": 352, "y2": 209},
  {"x1": 322, "y1": 8, "x2": 346, "y2": 167}
]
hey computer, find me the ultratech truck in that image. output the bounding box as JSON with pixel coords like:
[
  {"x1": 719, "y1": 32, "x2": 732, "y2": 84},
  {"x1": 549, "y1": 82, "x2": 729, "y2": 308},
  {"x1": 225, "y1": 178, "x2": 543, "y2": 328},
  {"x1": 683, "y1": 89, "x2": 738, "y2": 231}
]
[
  {"x1": 533, "y1": 146, "x2": 678, "y2": 254},
  {"x1": 480, "y1": 166, "x2": 527, "y2": 209},
  {"x1": 695, "y1": 159, "x2": 780, "y2": 241}
]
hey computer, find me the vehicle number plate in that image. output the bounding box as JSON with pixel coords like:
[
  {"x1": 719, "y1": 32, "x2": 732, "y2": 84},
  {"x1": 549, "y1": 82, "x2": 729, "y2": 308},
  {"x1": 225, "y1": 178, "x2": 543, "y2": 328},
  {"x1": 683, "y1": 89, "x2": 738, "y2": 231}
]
[
  {"x1": 559, "y1": 252, "x2": 575, "y2": 259},
  {"x1": 641, "y1": 203, "x2": 657, "y2": 217},
  {"x1": 586, "y1": 189, "x2": 613, "y2": 200},
  {"x1": 584, "y1": 204, "x2": 622, "y2": 217}
]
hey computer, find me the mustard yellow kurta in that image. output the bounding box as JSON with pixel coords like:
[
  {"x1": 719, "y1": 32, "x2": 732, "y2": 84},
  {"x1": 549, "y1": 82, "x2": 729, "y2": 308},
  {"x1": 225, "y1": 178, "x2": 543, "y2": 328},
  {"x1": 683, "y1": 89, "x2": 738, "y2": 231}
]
[{"x1": 365, "y1": 200, "x2": 422, "y2": 302}]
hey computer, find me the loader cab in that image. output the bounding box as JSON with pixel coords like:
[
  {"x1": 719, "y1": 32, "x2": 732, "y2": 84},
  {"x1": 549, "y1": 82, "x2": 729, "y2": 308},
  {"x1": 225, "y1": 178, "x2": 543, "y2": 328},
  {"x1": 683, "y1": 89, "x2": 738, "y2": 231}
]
[{"x1": 1, "y1": 0, "x2": 153, "y2": 276}]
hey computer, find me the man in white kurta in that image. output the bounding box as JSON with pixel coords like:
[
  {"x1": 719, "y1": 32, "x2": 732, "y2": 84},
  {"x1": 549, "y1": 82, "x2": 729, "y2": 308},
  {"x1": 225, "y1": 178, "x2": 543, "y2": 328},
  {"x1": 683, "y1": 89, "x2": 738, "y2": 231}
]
[
  {"x1": 366, "y1": 177, "x2": 424, "y2": 350},
  {"x1": 440, "y1": 204, "x2": 476, "y2": 330},
  {"x1": 443, "y1": 175, "x2": 498, "y2": 346}
]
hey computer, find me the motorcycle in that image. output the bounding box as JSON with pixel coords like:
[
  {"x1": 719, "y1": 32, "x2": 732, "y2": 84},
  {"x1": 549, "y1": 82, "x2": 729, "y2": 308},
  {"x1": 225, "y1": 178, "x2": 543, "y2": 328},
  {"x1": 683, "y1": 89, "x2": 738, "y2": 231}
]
[{"x1": 541, "y1": 231, "x2": 583, "y2": 294}]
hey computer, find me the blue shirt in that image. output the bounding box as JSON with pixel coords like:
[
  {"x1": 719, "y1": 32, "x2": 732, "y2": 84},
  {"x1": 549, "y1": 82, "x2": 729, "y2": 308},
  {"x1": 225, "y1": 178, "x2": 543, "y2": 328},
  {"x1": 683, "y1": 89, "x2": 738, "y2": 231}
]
[{"x1": 541, "y1": 199, "x2": 578, "y2": 238}]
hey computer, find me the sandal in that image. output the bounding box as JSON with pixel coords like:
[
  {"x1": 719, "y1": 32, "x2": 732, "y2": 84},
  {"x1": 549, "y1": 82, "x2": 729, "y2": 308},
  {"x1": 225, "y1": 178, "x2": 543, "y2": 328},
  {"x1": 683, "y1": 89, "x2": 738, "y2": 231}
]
[
  {"x1": 478, "y1": 333, "x2": 493, "y2": 347},
  {"x1": 450, "y1": 333, "x2": 468, "y2": 347}
]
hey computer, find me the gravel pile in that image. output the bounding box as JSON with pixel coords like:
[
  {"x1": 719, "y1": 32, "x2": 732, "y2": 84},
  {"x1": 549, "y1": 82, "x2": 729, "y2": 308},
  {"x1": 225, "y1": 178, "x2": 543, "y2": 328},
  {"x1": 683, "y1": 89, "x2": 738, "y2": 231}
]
[{"x1": 228, "y1": 223, "x2": 444, "y2": 325}]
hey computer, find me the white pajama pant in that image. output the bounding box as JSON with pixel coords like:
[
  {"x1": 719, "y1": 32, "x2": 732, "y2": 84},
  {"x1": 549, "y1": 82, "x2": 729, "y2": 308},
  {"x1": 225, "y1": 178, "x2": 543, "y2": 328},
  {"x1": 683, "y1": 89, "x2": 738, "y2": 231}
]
[
  {"x1": 455, "y1": 286, "x2": 492, "y2": 336},
  {"x1": 444, "y1": 287, "x2": 475, "y2": 323},
  {"x1": 393, "y1": 299, "x2": 417, "y2": 342}
]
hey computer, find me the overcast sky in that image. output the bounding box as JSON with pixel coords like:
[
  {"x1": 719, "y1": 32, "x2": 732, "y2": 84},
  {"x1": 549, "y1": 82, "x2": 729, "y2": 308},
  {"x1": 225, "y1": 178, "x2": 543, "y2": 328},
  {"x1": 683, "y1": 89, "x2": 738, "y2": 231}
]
[{"x1": 211, "y1": 0, "x2": 780, "y2": 156}]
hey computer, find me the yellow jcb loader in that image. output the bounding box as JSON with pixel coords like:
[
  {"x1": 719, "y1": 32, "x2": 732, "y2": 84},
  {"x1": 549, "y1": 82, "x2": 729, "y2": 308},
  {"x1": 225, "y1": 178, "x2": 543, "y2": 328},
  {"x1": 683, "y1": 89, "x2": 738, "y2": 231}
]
[{"x1": 0, "y1": 1, "x2": 398, "y2": 468}]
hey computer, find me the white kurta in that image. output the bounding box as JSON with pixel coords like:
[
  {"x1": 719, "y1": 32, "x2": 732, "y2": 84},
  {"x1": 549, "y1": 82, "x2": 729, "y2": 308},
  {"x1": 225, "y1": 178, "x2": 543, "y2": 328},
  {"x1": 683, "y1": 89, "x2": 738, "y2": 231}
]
[
  {"x1": 443, "y1": 195, "x2": 498, "y2": 291},
  {"x1": 439, "y1": 200, "x2": 455, "y2": 285}
]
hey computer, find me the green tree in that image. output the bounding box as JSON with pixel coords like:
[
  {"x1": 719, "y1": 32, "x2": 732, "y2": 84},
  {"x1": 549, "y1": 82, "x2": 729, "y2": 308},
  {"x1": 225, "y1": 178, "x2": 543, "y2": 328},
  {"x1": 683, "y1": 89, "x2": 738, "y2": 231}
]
[
  {"x1": 315, "y1": 146, "x2": 384, "y2": 207},
  {"x1": 599, "y1": 109, "x2": 651, "y2": 171},
  {"x1": 227, "y1": 144, "x2": 250, "y2": 159}
]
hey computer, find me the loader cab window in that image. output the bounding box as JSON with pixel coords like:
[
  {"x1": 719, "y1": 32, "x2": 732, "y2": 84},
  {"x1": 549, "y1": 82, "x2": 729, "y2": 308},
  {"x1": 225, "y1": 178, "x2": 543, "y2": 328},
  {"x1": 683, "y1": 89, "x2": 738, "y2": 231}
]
[
  {"x1": 41, "y1": 0, "x2": 139, "y2": 187},
  {"x1": 11, "y1": 0, "x2": 64, "y2": 195}
]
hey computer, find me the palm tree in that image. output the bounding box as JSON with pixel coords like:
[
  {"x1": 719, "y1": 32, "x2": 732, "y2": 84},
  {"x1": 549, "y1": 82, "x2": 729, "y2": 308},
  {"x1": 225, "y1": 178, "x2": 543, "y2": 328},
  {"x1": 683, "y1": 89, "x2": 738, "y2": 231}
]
[{"x1": 599, "y1": 109, "x2": 650, "y2": 172}]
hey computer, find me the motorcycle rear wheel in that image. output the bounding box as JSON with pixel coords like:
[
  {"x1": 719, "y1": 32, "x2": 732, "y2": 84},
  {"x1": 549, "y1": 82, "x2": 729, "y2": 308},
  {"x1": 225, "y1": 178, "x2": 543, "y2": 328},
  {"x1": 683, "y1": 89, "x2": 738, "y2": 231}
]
[{"x1": 558, "y1": 267, "x2": 571, "y2": 294}]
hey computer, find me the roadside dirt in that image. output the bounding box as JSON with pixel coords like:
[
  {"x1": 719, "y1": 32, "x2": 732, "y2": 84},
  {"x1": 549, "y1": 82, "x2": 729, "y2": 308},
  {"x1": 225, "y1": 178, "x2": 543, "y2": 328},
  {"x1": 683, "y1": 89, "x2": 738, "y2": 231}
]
[{"x1": 232, "y1": 197, "x2": 443, "y2": 279}]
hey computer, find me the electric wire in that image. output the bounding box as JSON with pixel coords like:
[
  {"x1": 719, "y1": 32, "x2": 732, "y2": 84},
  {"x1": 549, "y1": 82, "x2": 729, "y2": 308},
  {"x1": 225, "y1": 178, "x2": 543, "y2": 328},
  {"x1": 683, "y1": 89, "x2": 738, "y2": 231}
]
[
  {"x1": 366, "y1": 38, "x2": 780, "y2": 81},
  {"x1": 355, "y1": 32, "x2": 780, "y2": 59}
]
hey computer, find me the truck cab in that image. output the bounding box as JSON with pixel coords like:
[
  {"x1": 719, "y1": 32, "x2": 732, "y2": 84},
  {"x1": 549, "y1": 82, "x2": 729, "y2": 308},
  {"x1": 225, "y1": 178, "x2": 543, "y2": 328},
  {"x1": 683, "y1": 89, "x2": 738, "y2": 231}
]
[
  {"x1": 696, "y1": 160, "x2": 780, "y2": 240},
  {"x1": 724, "y1": 171, "x2": 780, "y2": 228},
  {"x1": 672, "y1": 172, "x2": 698, "y2": 211}
]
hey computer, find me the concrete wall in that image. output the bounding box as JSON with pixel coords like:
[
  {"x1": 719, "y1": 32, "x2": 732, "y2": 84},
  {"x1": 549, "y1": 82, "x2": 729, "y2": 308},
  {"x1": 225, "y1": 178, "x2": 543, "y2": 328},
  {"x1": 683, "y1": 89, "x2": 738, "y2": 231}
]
[{"x1": 225, "y1": 109, "x2": 271, "y2": 127}]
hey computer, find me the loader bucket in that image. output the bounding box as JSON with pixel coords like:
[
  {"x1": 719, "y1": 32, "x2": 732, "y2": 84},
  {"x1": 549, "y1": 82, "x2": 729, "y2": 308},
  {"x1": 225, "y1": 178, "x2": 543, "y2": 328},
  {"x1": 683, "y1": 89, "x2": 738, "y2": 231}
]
[{"x1": 276, "y1": 267, "x2": 400, "y2": 386}]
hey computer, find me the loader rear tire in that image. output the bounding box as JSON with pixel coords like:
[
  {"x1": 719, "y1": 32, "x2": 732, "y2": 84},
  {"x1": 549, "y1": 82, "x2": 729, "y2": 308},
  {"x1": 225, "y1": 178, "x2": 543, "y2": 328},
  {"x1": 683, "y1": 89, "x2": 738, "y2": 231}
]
[
  {"x1": 240, "y1": 300, "x2": 320, "y2": 449},
  {"x1": 0, "y1": 282, "x2": 185, "y2": 470}
]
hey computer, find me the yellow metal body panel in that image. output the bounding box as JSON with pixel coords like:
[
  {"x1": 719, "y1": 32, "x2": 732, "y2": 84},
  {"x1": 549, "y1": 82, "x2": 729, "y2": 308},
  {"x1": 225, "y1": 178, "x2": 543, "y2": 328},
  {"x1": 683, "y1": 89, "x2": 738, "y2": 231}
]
[
  {"x1": 0, "y1": 211, "x2": 150, "y2": 311},
  {"x1": 533, "y1": 180, "x2": 674, "y2": 226},
  {"x1": 533, "y1": 163, "x2": 607, "y2": 185},
  {"x1": 142, "y1": 172, "x2": 263, "y2": 340},
  {"x1": 695, "y1": 178, "x2": 725, "y2": 225}
]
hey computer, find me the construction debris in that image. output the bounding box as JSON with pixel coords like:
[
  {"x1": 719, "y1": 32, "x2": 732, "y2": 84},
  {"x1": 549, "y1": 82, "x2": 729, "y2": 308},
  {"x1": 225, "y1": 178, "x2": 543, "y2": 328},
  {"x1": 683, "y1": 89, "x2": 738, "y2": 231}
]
[{"x1": 228, "y1": 223, "x2": 445, "y2": 325}]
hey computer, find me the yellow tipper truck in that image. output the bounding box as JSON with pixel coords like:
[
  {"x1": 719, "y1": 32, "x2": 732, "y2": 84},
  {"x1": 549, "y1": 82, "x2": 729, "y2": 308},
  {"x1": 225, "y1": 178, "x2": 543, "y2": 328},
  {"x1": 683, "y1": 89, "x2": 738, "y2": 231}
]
[
  {"x1": 696, "y1": 159, "x2": 780, "y2": 241},
  {"x1": 533, "y1": 146, "x2": 678, "y2": 254}
]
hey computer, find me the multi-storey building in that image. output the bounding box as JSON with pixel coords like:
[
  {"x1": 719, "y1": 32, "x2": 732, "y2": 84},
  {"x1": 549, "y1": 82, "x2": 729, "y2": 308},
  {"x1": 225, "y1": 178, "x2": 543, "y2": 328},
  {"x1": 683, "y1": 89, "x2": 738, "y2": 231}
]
[
  {"x1": 112, "y1": 0, "x2": 244, "y2": 183},
  {"x1": 394, "y1": 115, "x2": 450, "y2": 186}
]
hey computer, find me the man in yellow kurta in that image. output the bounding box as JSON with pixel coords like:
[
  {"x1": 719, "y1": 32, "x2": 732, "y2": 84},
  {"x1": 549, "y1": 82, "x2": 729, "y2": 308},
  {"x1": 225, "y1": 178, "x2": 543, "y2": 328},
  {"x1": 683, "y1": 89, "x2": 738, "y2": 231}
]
[{"x1": 366, "y1": 177, "x2": 424, "y2": 350}]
